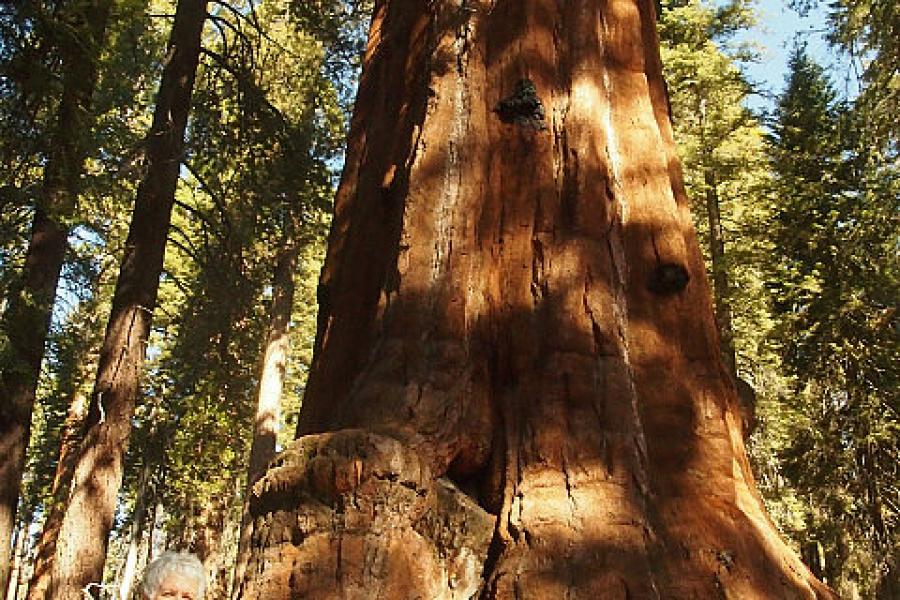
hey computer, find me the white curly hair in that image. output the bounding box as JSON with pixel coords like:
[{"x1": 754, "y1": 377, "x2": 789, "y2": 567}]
[{"x1": 141, "y1": 551, "x2": 205, "y2": 599}]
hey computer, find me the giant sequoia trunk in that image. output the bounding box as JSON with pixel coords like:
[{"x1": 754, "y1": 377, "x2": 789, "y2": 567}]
[
  {"x1": 0, "y1": 1, "x2": 111, "y2": 589},
  {"x1": 238, "y1": 1, "x2": 834, "y2": 597},
  {"x1": 47, "y1": 2, "x2": 207, "y2": 598}
]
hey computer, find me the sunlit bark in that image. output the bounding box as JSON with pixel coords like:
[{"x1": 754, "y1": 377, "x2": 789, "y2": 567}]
[
  {"x1": 115, "y1": 462, "x2": 152, "y2": 600},
  {"x1": 232, "y1": 240, "x2": 298, "y2": 595},
  {"x1": 5, "y1": 522, "x2": 27, "y2": 600},
  {"x1": 26, "y1": 391, "x2": 89, "y2": 600}
]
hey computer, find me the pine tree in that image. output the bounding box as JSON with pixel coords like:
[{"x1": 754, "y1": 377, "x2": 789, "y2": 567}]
[
  {"x1": 825, "y1": 0, "x2": 899, "y2": 146},
  {"x1": 768, "y1": 44, "x2": 899, "y2": 598},
  {"x1": 0, "y1": 2, "x2": 112, "y2": 587}
]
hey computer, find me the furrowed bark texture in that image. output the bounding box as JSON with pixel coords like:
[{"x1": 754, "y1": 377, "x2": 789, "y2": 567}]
[
  {"x1": 5, "y1": 521, "x2": 27, "y2": 600},
  {"x1": 0, "y1": 1, "x2": 111, "y2": 589},
  {"x1": 240, "y1": 1, "x2": 834, "y2": 598},
  {"x1": 47, "y1": 2, "x2": 207, "y2": 598}
]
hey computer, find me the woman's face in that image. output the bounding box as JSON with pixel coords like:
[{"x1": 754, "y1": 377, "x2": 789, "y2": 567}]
[{"x1": 150, "y1": 572, "x2": 201, "y2": 600}]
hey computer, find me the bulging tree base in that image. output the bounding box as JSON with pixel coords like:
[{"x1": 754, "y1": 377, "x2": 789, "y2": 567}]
[
  {"x1": 237, "y1": 430, "x2": 494, "y2": 599},
  {"x1": 238, "y1": 419, "x2": 833, "y2": 599}
]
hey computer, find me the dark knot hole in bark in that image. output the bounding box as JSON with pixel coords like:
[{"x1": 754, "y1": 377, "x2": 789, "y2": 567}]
[
  {"x1": 494, "y1": 78, "x2": 547, "y2": 130},
  {"x1": 648, "y1": 262, "x2": 690, "y2": 295}
]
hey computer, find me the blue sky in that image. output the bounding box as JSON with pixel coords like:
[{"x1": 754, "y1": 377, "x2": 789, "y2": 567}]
[{"x1": 735, "y1": 0, "x2": 858, "y2": 112}]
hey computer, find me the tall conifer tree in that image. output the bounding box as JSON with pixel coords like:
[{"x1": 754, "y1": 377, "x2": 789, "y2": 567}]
[
  {"x1": 768, "y1": 45, "x2": 899, "y2": 597},
  {"x1": 47, "y1": 1, "x2": 208, "y2": 597},
  {"x1": 0, "y1": 3, "x2": 112, "y2": 588}
]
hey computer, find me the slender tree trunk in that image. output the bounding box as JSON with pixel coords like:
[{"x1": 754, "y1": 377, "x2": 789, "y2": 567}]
[
  {"x1": 232, "y1": 241, "x2": 298, "y2": 594},
  {"x1": 190, "y1": 500, "x2": 229, "y2": 599},
  {"x1": 703, "y1": 168, "x2": 737, "y2": 376},
  {"x1": 116, "y1": 462, "x2": 153, "y2": 600},
  {"x1": 0, "y1": 1, "x2": 111, "y2": 588},
  {"x1": 47, "y1": 2, "x2": 207, "y2": 598},
  {"x1": 147, "y1": 498, "x2": 164, "y2": 564},
  {"x1": 701, "y1": 169, "x2": 756, "y2": 435},
  {"x1": 5, "y1": 523, "x2": 27, "y2": 600},
  {"x1": 25, "y1": 392, "x2": 89, "y2": 600},
  {"x1": 248, "y1": 243, "x2": 298, "y2": 483},
  {"x1": 238, "y1": 1, "x2": 833, "y2": 598}
]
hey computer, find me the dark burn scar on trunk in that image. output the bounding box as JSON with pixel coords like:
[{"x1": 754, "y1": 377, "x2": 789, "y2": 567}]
[
  {"x1": 494, "y1": 79, "x2": 547, "y2": 130},
  {"x1": 648, "y1": 262, "x2": 690, "y2": 295}
]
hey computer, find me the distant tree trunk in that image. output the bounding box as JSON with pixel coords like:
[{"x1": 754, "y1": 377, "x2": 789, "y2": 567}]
[
  {"x1": 703, "y1": 168, "x2": 736, "y2": 375},
  {"x1": 701, "y1": 170, "x2": 755, "y2": 435},
  {"x1": 26, "y1": 391, "x2": 89, "y2": 600},
  {"x1": 5, "y1": 522, "x2": 27, "y2": 600},
  {"x1": 47, "y1": 2, "x2": 207, "y2": 598},
  {"x1": 0, "y1": 1, "x2": 111, "y2": 588},
  {"x1": 238, "y1": 1, "x2": 833, "y2": 598},
  {"x1": 146, "y1": 498, "x2": 164, "y2": 563},
  {"x1": 248, "y1": 242, "x2": 298, "y2": 484},
  {"x1": 190, "y1": 499, "x2": 229, "y2": 599},
  {"x1": 116, "y1": 462, "x2": 153, "y2": 600},
  {"x1": 232, "y1": 240, "x2": 298, "y2": 594}
]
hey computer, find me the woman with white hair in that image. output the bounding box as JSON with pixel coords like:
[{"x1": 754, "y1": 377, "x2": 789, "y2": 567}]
[{"x1": 140, "y1": 551, "x2": 205, "y2": 600}]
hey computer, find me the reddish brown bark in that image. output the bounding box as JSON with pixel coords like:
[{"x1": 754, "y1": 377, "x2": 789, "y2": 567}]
[
  {"x1": 0, "y1": 1, "x2": 111, "y2": 589},
  {"x1": 26, "y1": 391, "x2": 89, "y2": 600},
  {"x1": 240, "y1": 0, "x2": 834, "y2": 598},
  {"x1": 46, "y1": 2, "x2": 207, "y2": 598}
]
